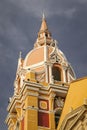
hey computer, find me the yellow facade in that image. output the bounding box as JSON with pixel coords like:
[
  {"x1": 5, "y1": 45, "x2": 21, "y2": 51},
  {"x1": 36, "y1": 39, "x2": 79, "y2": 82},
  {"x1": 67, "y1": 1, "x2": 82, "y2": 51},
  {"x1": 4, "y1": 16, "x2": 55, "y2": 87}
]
[{"x1": 58, "y1": 77, "x2": 87, "y2": 130}]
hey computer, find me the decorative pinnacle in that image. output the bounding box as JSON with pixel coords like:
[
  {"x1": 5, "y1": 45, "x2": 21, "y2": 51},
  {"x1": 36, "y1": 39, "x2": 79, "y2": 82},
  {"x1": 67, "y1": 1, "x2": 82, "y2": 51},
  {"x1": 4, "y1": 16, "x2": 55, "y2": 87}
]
[{"x1": 40, "y1": 13, "x2": 48, "y2": 31}]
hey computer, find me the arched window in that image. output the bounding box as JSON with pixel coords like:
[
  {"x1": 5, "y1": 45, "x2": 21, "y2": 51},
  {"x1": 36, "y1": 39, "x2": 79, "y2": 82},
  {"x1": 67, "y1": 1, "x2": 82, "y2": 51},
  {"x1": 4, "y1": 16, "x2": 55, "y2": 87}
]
[
  {"x1": 52, "y1": 67, "x2": 61, "y2": 81},
  {"x1": 55, "y1": 109, "x2": 62, "y2": 129},
  {"x1": 45, "y1": 33, "x2": 48, "y2": 37}
]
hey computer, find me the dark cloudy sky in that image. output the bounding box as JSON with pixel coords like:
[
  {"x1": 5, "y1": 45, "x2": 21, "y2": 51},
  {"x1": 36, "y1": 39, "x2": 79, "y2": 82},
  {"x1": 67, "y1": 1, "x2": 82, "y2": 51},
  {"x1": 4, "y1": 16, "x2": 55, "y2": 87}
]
[{"x1": 0, "y1": 0, "x2": 87, "y2": 129}]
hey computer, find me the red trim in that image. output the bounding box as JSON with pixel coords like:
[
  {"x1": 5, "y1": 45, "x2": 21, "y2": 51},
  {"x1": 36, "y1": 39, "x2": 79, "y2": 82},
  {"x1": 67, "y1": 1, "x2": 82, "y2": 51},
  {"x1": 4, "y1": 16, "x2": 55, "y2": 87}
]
[
  {"x1": 38, "y1": 112, "x2": 49, "y2": 127},
  {"x1": 38, "y1": 99, "x2": 49, "y2": 110},
  {"x1": 21, "y1": 118, "x2": 24, "y2": 130}
]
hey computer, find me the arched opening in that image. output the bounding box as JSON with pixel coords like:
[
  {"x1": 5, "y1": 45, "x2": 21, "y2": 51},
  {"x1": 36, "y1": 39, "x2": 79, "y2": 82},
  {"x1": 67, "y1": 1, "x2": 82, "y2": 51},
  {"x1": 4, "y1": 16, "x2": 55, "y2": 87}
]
[
  {"x1": 55, "y1": 109, "x2": 62, "y2": 129},
  {"x1": 52, "y1": 67, "x2": 61, "y2": 81},
  {"x1": 45, "y1": 33, "x2": 48, "y2": 37}
]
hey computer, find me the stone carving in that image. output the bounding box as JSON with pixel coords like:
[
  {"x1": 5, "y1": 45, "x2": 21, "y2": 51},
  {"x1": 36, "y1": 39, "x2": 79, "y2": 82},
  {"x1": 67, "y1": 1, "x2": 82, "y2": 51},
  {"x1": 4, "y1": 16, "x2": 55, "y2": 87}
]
[{"x1": 55, "y1": 97, "x2": 64, "y2": 108}]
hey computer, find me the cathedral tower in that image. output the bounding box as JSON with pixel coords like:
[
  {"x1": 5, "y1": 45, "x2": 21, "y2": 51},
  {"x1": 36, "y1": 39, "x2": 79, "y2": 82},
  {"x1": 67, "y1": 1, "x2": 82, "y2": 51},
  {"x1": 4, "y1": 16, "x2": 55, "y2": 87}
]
[{"x1": 6, "y1": 15, "x2": 76, "y2": 130}]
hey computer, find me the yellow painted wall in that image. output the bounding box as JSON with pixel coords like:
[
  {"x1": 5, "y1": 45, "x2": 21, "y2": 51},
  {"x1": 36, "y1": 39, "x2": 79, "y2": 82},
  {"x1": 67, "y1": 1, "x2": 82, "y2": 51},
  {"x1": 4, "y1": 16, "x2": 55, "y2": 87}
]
[
  {"x1": 49, "y1": 112, "x2": 55, "y2": 129},
  {"x1": 25, "y1": 71, "x2": 35, "y2": 81},
  {"x1": 24, "y1": 95, "x2": 38, "y2": 130},
  {"x1": 25, "y1": 96, "x2": 38, "y2": 108},
  {"x1": 58, "y1": 77, "x2": 87, "y2": 130},
  {"x1": 25, "y1": 109, "x2": 38, "y2": 130}
]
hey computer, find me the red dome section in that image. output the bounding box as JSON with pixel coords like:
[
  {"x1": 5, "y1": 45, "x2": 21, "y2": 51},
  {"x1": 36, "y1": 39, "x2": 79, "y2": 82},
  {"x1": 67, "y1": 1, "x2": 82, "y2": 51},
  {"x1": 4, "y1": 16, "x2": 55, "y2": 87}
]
[{"x1": 24, "y1": 46, "x2": 44, "y2": 67}]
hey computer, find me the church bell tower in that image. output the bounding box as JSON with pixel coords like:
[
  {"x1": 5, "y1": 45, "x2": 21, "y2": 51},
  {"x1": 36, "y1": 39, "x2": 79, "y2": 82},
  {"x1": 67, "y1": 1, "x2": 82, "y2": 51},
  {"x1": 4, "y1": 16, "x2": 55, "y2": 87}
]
[{"x1": 6, "y1": 15, "x2": 76, "y2": 130}]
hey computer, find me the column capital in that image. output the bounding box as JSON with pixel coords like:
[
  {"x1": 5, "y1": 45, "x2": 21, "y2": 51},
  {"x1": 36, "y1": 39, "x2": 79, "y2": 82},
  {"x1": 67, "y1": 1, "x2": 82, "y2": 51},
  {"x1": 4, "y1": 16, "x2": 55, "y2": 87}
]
[{"x1": 49, "y1": 93, "x2": 56, "y2": 99}]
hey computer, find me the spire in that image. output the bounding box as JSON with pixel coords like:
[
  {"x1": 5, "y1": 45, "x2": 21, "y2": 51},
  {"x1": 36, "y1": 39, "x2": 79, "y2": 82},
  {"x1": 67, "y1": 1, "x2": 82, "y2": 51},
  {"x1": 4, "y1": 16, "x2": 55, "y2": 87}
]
[
  {"x1": 40, "y1": 13, "x2": 48, "y2": 32},
  {"x1": 34, "y1": 14, "x2": 52, "y2": 48}
]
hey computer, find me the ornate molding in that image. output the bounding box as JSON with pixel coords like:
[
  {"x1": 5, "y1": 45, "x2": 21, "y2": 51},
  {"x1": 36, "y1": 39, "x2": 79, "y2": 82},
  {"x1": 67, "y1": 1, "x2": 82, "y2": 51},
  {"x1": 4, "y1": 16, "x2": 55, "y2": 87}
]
[{"x1": 59, "y1": 105, "x2": 87, "y2": 130}]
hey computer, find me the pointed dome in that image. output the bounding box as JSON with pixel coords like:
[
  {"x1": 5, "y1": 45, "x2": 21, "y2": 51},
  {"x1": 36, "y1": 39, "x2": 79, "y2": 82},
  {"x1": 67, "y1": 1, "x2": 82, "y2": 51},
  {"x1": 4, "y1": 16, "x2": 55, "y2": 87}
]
[{"x1": 23, "y1": 16, "x2": 76, "y2": 83}]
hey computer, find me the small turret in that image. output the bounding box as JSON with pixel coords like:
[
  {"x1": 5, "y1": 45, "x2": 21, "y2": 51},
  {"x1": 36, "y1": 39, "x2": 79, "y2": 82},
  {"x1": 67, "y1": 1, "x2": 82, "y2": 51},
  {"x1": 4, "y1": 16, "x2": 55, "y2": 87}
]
[{"x1": 34, "y1": 14, "x2": 53, "y2": 47}]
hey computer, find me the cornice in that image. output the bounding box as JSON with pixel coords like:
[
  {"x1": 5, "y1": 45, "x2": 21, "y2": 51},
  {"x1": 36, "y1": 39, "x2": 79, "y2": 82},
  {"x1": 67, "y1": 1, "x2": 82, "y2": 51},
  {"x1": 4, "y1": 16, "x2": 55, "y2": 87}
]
[
  {"x1": 20, "y1": 80, "x2": 42, "y2": 93},
  {"x1": 39, "y1": 83, "x2": 68, "y2": 96},
  {"x1": 7, "y1": 81, "x2": 42, "y2": 112},
  {"x1": 5, "y1": 113, "x2": 17, "y2": 124},
  {"x1": 7, "y1": 95, "x2": 22, "y2": 113},
  {"x1": 7, "y1": 81, "x2": 68, "y2": 113}
]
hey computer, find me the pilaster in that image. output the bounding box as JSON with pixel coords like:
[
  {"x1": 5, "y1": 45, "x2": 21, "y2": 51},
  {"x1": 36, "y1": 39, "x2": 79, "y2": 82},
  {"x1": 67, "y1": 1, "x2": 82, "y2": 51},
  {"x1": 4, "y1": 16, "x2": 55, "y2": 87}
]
[
  {"x1": 49, "y1": 63, "x2": 53, "y2": 84},
  {"x1": 62, "y1": 66, "x2": 67, "y2": 83},
  {"x1": 49, "y1": 93, "x2": 56, "y2": 130},
  {"x1": 24, "y1": 90, "x2": 38, "y2": 130}
]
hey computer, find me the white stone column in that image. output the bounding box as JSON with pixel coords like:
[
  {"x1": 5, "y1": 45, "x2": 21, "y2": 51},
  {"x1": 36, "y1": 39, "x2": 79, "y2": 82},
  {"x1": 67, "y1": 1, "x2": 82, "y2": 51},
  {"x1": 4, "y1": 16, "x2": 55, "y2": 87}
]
[
  {"x1": 67, "y1": 67, "x2": 70, "y2": 82},
  {"x1": 44, "y1": 45, "x2": 49, "y2": 83},
  {"x1": 49, "y1": 93, "x2": 56, "y2": 111},
  {"x1": 62, "y1": 66, "x2": 66, "y2": 83},
  {"x1": 44, "y1": 44, "x2": 48, "y2": 61},
  {"x1": 49, "y1": 63, "x2": 53, "y2": 84},
  {"x1": 45, "y1": 64, "x2": 49, "y2": 83},
  {"x1": 20, "y1": 74, "x2": 24, "y2": 88}
]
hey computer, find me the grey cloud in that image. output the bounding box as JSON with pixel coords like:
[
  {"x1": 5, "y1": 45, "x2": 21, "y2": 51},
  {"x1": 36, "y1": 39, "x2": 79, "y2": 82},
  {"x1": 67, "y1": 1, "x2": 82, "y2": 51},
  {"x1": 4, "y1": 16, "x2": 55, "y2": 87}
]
[
  {"x1": 77, "y1": 0, "x2": 87, "y2": 4},
  {"x1": 2, "y1": 0, "x2": 86, "y2": 19},
  {"x1": 7, "y1": 0, "x2": 77, "y2": 18}
]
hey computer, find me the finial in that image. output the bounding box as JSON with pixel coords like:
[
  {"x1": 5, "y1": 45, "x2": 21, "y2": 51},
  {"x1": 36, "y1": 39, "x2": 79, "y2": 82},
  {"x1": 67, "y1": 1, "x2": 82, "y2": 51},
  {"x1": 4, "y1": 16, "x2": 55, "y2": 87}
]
[
  {"x1": 42, "y1": 12, "x2": 45, "y2": 20},
  {"x1": 19, "y1": 51, "x2": 22, "y2": 59},
  {"x1": 43, "y1": 12, "x2": 45, "y2": 19}
]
